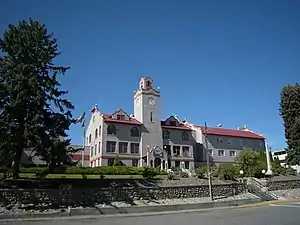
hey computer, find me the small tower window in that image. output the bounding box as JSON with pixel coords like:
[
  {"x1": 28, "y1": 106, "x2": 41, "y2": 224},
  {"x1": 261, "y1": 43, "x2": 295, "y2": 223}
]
[
  {"x1": 150, "y1": 112, "x2": 153, "y2": 122},
  {"x1": 146, "y1": 80, "x2": 151, "y2": 88}
]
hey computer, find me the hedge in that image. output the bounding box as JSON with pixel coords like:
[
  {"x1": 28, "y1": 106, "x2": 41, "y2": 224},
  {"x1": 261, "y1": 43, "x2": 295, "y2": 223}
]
[{"x1": 19, "y1": 166, "x2": 167, "y2": 176}]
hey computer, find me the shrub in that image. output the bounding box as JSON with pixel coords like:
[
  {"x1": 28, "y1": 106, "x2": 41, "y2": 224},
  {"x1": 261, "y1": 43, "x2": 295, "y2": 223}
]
[
  {"x1": 142, "y1": 167, "x2": 158, "y2": 178},
  {"x1": 217, "y1": 164, "x2": 238, "y2": 180},
  {"x1": 180, "y1": 171, "x2": 189, "y2": 178},
  {"x1": 195, "y1": 167, "x2": 207, "y2": 178},
  {"x1": 113, "y1": 154, "x2": 122, "y2": 166},
  {"x1": 19, "y1": 166, "x2": 167, "y2": 177}
]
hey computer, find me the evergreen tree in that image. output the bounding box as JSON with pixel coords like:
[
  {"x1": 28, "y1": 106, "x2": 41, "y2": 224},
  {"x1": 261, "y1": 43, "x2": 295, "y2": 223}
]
[
  {"x1": 0, "y1": 18, "x2": 75, "y2": 178},
  {"x1": 280, "y1": 84, "x2": 300, "y2": 165}
]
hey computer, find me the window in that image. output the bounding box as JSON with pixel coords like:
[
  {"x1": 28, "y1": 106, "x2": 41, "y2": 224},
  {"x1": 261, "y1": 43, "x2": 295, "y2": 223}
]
[
  {"x1": 146, "y1": 80, "x2": 151, "y2": 88},
  {"x1": 208, "y1": 149, "x2": 213, "y2": 156},
  {"x1": 217, "y1": 138, "x2": 223, "y2": 144},
  {"x1": 163, "y1": 130, "x2": 170, "y2": 139},
  {"x1": 130, "y1": 127, "x2": 140, "y2": 137},
  {"x1": 239, "y1": 139, "x2": 244, "y2": 147},
  {"x1": 95, "y1": 129, "x2": 98, "y2": 139},
  {"x1": 98, "y1": 142, "x2": 101, "y2": 153},
  {"x1": 107, "y1": 124, "x2": 116, "y2": 135},
  {"x1": 169, "y1": 121, "x2": 177, "y2": 126},
  {"x1": 184, "y1": 161, "x2": 190, "y2": 169},
  {"x1": 182, "y1": 132, "x2": 189, "y2": 141},
  {"x1": 227, "y1": 139, "x2": 232, "y2": 145},
  {"x1": 182, "y1": 146, "x2": 190, "y2": 157},
  {"x1": 150, "y1": 112, "x2": 153, "y2": 122},
  {"x1": 89, "y1": 134, "x2": 91, "y2": 143},
  {"x1": 132, "y1": 159, "x2": 138, "y2": 167},
  {"x1": 91, "y1": 146, "x2": 94, "y2": 157},
  {"x1": 173, "y1": 146, "x2": 180, "y2": 156},
  {"x1": 95, "y1": 144, "x2": 97, "y2": 156},
  {"x1": 130, "y1": 143, "x2": 140, "y2": 154},
  {"x1": 106, "y1": 141, "x2": 116, "y2": 153},
  {"x1": 175, "y1": 161, "x2": 180, "y2": 168},
  {"x1": 117, "y1": 115, "x2": 125, "y2": 120},
  {"x1": 229, "y1": 150, "x2": 236, "y2": 157},
  {"x1": 218, "y1": 150, "x2": 225, "y2": 157},
  {"x1": 99, "y1": 126, "x2": 101, "y2": 136},
  {"x1": 108, "y1": 158, "x2": 114, "y2": 166},
  {"x1": 119, "y1": 142, "x2": 128, "y2": 154}
]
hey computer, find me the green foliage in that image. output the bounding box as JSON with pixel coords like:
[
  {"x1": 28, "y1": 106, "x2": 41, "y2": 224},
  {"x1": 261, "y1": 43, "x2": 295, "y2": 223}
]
[
  {"x1": 235, "y1": 148, "x2": 259, "y2": 177},
  {"x1": 19, "y1": 166, "x2": 168, "y2": 176},
  {"x1": 272, "y1": 157, "x2": 285, "y2": 175},
  {"x1": 195, "y1": 166, "x2": 207, "y2": 178},
  {"x1": 0, "y1": 18, "x2": 75, "y2": 178},
  {"x1": 142, "y1": 167, "x2": 158, "y2": 178},
  {"x1": 180, "y1": 171, "x2": 189, "y2": 178},
  {"x1": 113, "y1": 154, "x2": 122, "y2": 166},
  {"x1": 280, "y1": 84, "x2": 300, "y2": 165},
  {"x1": 217, "y1": 164, "x2": 238, "y2": 180}
]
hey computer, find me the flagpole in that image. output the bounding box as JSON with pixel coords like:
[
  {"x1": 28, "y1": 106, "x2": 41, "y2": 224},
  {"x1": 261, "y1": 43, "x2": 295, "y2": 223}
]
[{"x1": 81, "y1": 114, "x2": 86, "y2": 167}]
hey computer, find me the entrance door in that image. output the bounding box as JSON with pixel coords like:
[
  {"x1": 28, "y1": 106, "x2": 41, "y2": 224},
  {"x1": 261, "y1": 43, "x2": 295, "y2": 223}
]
[{"x1": 154, "y1": 157, "x2": 162, "y2": 168}]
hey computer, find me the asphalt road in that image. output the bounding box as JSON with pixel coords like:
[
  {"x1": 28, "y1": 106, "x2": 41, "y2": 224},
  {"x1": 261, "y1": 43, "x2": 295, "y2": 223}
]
[{"x1": 3, "y1": 203, "x2": 300, "y2": 225}]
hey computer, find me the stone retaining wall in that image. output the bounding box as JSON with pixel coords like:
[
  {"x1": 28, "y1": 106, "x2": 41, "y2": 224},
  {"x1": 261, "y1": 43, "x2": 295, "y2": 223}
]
[
  {"x1": 267, "y1": 179, "x2": 300, "y2": 191},
  {"x1": 0, "y1": 183, "x2": 246, "y2": 209}
]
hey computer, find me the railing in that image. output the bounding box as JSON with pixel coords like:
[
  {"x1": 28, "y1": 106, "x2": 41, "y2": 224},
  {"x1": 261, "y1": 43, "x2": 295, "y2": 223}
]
[{"x1": 247, "y1": 178, "x2": 278, "y2": 201}]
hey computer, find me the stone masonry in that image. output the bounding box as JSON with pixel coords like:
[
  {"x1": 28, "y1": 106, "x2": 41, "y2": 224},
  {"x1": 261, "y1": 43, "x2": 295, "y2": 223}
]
[{"x1": 0, "y1": 183, "x2": 246, "y2": 209}]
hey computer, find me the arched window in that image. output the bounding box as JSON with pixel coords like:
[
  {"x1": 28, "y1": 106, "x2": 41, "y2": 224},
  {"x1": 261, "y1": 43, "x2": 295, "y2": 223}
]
[
  {"x1": 89, "y1": 134, "x2": 91, "y2": 143},
  {"x1": 182, "y1": 132, "x2": 189, "y2": 141},
  {"x1": 95, "y1": 129, "x2": 98, "y2": 139},
  {"x1": 130, "y1": 127, "x2": 140, "y2": 137},
  {"x1": 163, "y1": 130, "x2": 170, "y2": 139},
  {"x1": 107, "y1": 124, "x2": 117, "y2": 135}
]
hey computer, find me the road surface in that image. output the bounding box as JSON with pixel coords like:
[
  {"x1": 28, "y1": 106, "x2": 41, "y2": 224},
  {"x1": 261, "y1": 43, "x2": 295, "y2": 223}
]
[{"x1": 3, "y1": 203, "x2": 300, "y2": 225}]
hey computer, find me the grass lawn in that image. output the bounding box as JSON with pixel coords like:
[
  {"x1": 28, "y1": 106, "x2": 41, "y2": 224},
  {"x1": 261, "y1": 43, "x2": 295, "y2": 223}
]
[{"x1": 0, "y1": 173, "x2": 167, "y2": 179}]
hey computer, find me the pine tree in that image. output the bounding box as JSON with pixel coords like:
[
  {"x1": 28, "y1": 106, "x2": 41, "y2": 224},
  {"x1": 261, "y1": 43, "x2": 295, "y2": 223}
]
[
  {"x1": 0, "y1": 18, "x2": 76, "y2": 178},
  {"x1": 280, "y1": 84, "x2": 300, "y2": 165}
]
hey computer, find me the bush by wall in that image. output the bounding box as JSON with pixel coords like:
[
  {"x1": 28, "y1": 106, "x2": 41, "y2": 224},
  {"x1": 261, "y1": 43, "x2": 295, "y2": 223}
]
[{"x1": 19, "y1": 166, "x2": 167, "y2": 176}]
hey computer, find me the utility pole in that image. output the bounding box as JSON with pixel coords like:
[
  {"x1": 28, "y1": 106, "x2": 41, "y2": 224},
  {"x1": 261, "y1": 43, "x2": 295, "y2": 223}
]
[{"x1": 205, "y1": 122, "x2": 213, "y2": 201}]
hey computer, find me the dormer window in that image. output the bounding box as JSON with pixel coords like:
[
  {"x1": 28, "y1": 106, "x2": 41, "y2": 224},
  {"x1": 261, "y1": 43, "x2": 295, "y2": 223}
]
[
  {"x1": 117, "y1": 115, "x2": 125, "y2": 120},
  {"x1": 182, "y1": 132, "x2": 189, "y2": 141},
  {"x1": 169, "y1": 121, "x2": 177, "y2": 126},
  {"x1": 107, "y1": 124, "x2": 117, "y2": 135},
  {"x1": 130, "y1": 127, "x2": 140, "y2": 137}
]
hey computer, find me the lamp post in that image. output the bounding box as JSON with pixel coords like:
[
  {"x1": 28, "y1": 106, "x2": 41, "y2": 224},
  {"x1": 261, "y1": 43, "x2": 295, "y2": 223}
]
[
  {"x1": 264, "y1": 140, "x2": 273, "y2": 176},
  {"x1": 262, "y1": 169, "x2": 266, "y2": 179},
  {"x1": 204, "y1": 121, "x2": 213, "y2": 201},
  {"x1": 239, "y1": 170, "x2": 244, "y2": 183},
  {"x1": 146, "y1": 145, "x2": 150, "y2": 167}
]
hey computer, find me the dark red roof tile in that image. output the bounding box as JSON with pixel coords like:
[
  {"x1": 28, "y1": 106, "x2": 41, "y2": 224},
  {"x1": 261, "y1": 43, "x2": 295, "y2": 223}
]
[
  {"x1": 102, "y1": 114, "x2": 142, "y2": 125},
  {"x1": 161, "y1": 125, "x2": 192, "y2": 131},
  {"x1": 196, "y1": 125, "x2": 264, "y2": 140}
]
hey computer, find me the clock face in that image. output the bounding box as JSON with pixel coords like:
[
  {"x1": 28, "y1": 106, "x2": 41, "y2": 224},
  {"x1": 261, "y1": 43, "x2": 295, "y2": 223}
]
[{"x1": 149, "y1": 98, "x2": 155, "y2": 105}]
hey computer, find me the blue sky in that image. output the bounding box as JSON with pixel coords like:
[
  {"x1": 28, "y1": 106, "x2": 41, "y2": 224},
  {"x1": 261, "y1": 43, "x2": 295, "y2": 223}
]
[{"x1": 1, "y1": 0, "x2": 299, "y2": 150}]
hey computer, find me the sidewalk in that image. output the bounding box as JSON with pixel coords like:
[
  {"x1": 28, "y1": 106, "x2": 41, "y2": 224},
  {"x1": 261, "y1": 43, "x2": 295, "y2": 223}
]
[{"x1": 0, "y1": 197, "x2": 261, "y2": 221}]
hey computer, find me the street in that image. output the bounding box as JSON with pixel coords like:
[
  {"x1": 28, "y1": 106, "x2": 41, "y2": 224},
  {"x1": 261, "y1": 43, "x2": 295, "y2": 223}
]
[{"x1": 3, "y1": 203, "x2": 300, "y2": 225}]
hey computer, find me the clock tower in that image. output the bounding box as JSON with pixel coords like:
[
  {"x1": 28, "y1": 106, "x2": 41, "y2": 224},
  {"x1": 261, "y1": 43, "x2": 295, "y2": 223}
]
[{"x1": 134, "y1": 77, "x2": 164, "y2": 167}]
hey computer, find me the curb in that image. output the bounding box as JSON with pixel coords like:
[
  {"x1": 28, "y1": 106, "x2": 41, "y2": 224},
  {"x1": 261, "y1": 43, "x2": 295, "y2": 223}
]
[
  {"x1": 0, "y1": 198, "x2": 261, "y2": 222},
  {"x1": 234, "y1": 199, "x2": 300, "y2": 209}
]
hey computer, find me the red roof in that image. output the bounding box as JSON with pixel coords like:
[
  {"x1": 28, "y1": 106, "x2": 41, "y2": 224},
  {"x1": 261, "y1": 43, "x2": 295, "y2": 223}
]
[
  {"x1": 196, "y1": 126, "x2": 264, "y2": 140},
  {"x1": 161, "y1": 125, "x2": 192, "y2": 131},
  {"x1": 102, "y1": 114, "x2": 142, "y2": 125}
]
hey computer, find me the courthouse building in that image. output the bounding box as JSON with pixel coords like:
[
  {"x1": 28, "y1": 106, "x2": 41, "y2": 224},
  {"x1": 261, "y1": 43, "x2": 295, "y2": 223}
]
[{"x1": 84, "y1": 77, "x2": 266, "y2": 170}]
